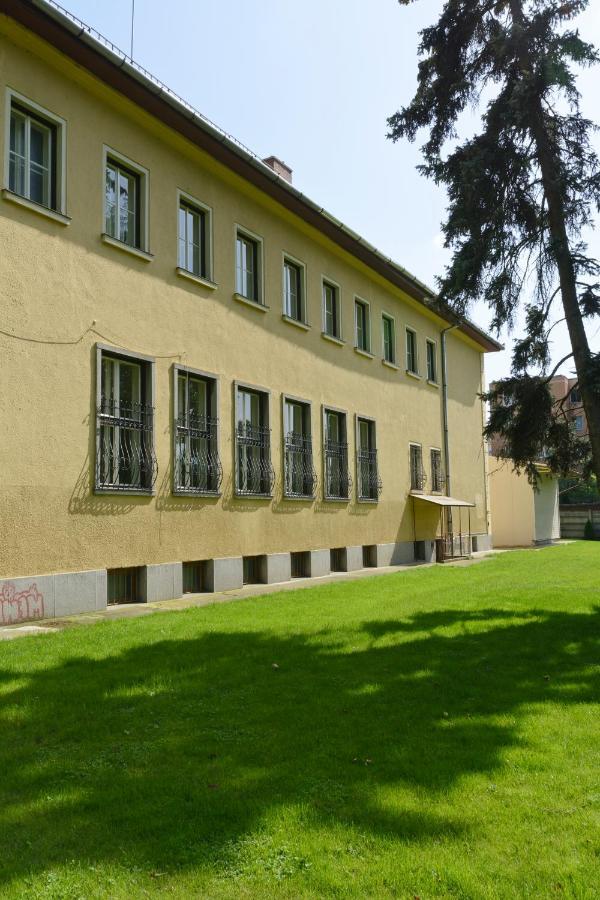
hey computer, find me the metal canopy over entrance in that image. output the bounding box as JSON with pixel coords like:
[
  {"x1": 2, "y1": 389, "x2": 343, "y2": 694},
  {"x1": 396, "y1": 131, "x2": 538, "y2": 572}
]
[{"x1": 411, "y1": 493, "x2": 475, "y2": 562}]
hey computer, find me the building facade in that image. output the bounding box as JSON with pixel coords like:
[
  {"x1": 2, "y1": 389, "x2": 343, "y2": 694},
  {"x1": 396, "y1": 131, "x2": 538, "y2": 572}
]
[{"x1": 0, "y1": 0, "x2": 500, "y2": 623}]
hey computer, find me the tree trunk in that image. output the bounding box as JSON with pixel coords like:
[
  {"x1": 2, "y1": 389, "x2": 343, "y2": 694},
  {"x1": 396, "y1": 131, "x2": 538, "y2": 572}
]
[{"x1": 509, "y1": 0, "x2": 600, "y2": 483}]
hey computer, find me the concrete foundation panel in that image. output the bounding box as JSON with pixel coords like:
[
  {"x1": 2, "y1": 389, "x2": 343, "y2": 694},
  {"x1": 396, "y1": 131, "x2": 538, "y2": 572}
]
[
  {"x1": 263, "y1": 553, "x2": 291, "y2": 584},
  {"x1": 208, "y1": 557, "x2": 243, "y2": 592},
  {"x1": 143, "y1": 562, "x2": 183, "y2": 602},
  {"x1": 309, "y1": 549, "x2": 330, "y2": 578},
  {"x1": 345, "y1": 545, "x2": 364, "y2": 571},
  {"x1": 54, "y1": 569, "x2": 106, "y2": 617},
  {"x1": 0, "y1": 574, "x2": 55, "y2": 624},
  {"x1": 376, "y1": 541, "x2": 414, "y2": 567}
]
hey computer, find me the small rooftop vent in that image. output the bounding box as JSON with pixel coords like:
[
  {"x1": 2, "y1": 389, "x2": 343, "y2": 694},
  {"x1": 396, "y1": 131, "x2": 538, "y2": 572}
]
[{"x1": 262, "y1": 155, "x2": 293, "y2": 184}]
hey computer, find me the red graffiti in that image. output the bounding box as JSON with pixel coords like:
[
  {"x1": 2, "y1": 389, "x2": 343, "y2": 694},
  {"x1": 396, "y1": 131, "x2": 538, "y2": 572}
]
[{"x1": 0, "y1": 582, "x2": 45, "y2": 625}]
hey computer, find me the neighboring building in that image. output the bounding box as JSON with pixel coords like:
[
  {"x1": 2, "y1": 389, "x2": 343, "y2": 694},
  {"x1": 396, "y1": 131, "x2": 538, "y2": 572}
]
[
  {"x1": 489, "y1": 461, "x2": 560, "y2": 547},
  {"x1": 0, "y1": 0, "x2": 500, "y2": 623},
  {"x1": 488, "y1": 374, "x2": 588, "y2": 458}
]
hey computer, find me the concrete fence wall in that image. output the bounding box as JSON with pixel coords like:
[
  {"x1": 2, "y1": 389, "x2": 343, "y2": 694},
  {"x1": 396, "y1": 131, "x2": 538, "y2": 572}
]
[{"x1": 560, "y1": 507, "x2": 600, "y2": 539}]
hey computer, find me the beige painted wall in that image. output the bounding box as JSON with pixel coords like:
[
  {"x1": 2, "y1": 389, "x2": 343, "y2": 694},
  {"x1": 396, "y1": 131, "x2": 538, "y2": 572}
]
[
  {"x1": 0, "y1": 20, "x2": 491, "y2": 578},
  {"x1": 489, "y1": 461, "x2": 536, "y2": 547}
]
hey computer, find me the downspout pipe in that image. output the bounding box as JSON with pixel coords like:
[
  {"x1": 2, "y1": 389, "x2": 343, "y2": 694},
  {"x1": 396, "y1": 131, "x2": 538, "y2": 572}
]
[{"x1": 441, "y1": 324, "x2": 459, "y2": 497}]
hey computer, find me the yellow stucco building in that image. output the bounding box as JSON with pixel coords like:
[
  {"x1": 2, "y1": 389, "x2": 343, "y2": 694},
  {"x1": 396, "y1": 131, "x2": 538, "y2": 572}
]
[{"x1": 0, "y1": 0, "x2": 500, "y2": 623}]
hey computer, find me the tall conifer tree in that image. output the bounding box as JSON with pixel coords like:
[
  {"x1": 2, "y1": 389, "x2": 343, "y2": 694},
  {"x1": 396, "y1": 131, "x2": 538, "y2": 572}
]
[{"x1": 389, "y1": 0, "x2": 600, "y2": 483}]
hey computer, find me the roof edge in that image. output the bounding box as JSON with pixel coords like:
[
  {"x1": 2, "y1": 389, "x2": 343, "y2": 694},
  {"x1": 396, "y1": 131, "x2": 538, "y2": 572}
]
[{"x1": 4, "y1": 0, "x2": 503, "y2": 353}]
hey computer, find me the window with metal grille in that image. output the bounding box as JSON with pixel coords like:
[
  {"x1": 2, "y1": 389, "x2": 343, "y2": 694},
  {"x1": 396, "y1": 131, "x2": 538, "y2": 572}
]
[
  {"x1": 362, "y1": 545, "x2": 377, "y2": 568},
  {"x1": 355, "y1": 299, "x2": 370, "y2": 352},
  {"x1": 108, "y1": 567, "x2": 141, "y2": 604},
  {"x1": 382, "y1": 314, "x2": 395, "y2": 364},
  {"x1": 290, "y1": 551, "x2": 310, "y2": 578},
  {"x1": 96, "y1": 350, "x2": 157, "y2": 492},
  {"x1": 410, "y1": 443, "x2": 425, "y2": 491},
  {"x1": 182, "y1": 561, "x2": 209, "y2": 593},
  {"x1": 324, "y1": 409, "x2": 351, "y2": 500},
  {"x1": 235, "y1": 386, "x2": 274, "y2": 496},
  {"x1": 357, "y1": 417, "x2": 382, "y2": 501},
  {"x1": 178, "y1": 198, "x2": 209, "y2": 278},
  {"x1": 426, "y1": 339, "x2": 437, "y2": 382},
  {"x1": 243, "y1": 555, "x2": 265, "y2": 584},
  {"x1": 174, "y1": 369, "x2": 222, "y2": 495},
  {"x1": 283, "y1": 398, "x2": 316, "y2": 498},
  {"x1": 9, "y1": 100, "x2": 58, "y2": 210},
  {"x1": 236, "y1": 229, "x2": 261, "y2": 302},
  {"x1": 406, "y1": 328, "x2": 418, "y2": 374},
  {"x1": 105, "y1": 157, "x2": 141, "y2": 248},
  {"x1": 431, "y1": 448, "x2": 444, "y2": 493},
  {"x1": 283, "y1": 257, "x2": 305, "y2": 322},
  {"x1": 330, "y1": 547, "x2": 347, "y2": 572},
  {"x1": 323, "y1": 280, "x2": 341, "y2": 339}
]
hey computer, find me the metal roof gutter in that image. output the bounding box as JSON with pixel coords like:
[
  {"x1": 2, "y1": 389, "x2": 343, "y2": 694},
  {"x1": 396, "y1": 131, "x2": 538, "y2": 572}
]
[{"x1": 5, "y1": 0, "x2": 503, "y2": 353}]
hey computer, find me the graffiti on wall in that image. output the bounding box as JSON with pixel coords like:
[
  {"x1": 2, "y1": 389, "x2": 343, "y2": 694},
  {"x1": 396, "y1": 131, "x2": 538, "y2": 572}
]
[{"x1": 0, "y1": 582, "x2": 45, "y2": 625}]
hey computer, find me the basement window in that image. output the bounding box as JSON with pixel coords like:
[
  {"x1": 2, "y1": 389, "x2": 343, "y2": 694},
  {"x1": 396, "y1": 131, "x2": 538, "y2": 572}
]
[
  {"x1": 290, "y1": 551, "x2": 310, "y2": 579},
  {"x1": 182, "y1": 561, "x2": 209, "y2": 593},
  {"x1": 108, "y1": 567, "x2": 142, "y2": 604}
]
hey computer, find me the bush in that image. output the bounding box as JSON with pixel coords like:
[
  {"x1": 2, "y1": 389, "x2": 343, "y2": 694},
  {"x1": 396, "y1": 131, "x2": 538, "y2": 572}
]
[{"x1": 583, "y1": 519, "x2": 596, "y2": 540}]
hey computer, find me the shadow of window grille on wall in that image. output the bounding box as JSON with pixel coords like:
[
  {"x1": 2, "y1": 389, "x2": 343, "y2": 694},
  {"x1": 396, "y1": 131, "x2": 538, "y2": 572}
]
[
  {"x1": 284, "y1": 431, "x2": 317, "y2": 498},
  {"x1": 325, "y1": 439, "x2": 352, "y2": 500},
  {"x1": 357, "y1": 449, "x2": 382, "y2": 500},
  {"x1": 235, "y1": 423, "x2": 275, "y2": 496},
  {"x1": 175, "y1": 412, "x2": 222, "y2": 494},
  {"x1": 96, "y1": 398, "x2": 158, "y2": 491}
]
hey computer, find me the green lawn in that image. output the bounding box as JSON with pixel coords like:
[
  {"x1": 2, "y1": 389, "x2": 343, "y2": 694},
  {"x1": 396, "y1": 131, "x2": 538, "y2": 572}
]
[{"x1": 1, "y1": 544, "x2": 599, "y2": 899}]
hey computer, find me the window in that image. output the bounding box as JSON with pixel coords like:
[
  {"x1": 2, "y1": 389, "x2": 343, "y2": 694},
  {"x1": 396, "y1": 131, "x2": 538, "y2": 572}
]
[
  {"x1": 431, "y1": 448, "x2": 444, "y2": 493},
  {"x1": 8, "y1": 94, "x2": 65, "y2": 211},
  {"x1": 570, "y1": 387, "x2": 582, "y2": 404},
  {"x1": 426, "y1": 340, "x2": 437, "y2": 382},
  {"x1": 108, "y1": 567, "x2": 142, "y2": 604},
  {"x1": 235, "y1": 385, "x2": 274, "y2": 495},
  {"x1": 96, "y1": 349, "x2": 157, "y2": 492},
  {"x1": 178, "y1": 195, "x2": 211, "y2": 279},
  {"x1": 322, "y1": 279, "x2": 341, "y2": 339},
  {"x1": 357, "y1": 417, "x2": 381, "y2": 501},
  {"x1": 355, "y1": 298, "x2": 370, "y2": 352},
  {"x1": 174, "y1": 368, "x2": 222, "y2": 494},
  {"x1": 235, "y1": 228, "x2": 262, "y2": 303},
  {"x1": 283, "y1": 398, "x2": 316, "y2": 498},
  {"x1": 283, "y1": 256, "x2": 306, "y2": 322},
  {"x1": 406, "y1": 328, "x2": 418, "y2": 374},
  {"x1": 382, "y1": 314, "x2": 396, "y2": 364},
  {"x1": 573, "y1": 415, "x2": 584, "y2": 433},
  {"x1": 323, "y1": 408, "x2": 351, "y2": 500},
  {"x1": 106, "y1": 157, "x2": 142, "y2": 246},
  {"x1": 290, "y1": 551, "x2": 310, "y2": 578},
  {"x1": 182, "y1": 561, "x2": 209, "y2": 593},
  {"x1": 409, "y1": 444, "x2": 425, "y2": 491}
]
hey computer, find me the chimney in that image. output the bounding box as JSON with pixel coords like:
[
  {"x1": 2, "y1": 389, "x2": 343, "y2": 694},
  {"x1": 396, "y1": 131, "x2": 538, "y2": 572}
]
[{"x1": 262, "y1": 155, "x2": 293, "y2": 184}]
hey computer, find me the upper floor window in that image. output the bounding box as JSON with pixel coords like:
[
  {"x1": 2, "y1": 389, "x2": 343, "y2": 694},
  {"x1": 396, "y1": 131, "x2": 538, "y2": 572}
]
[
  {"x1": 96, "y1": 347, "x2": 157, "y2": 493},
  {"x1": 174, "y1": 368, "x2": 222, "y2": 495},
  {"x1": 283, "y1": 397, "x2": 316, "y2": 498},
  {"x1": 235, "y1": 385, "x2": 274, "y2": 495},
  {"x1": 406, "y1": 328, "x2": 418, "y2": 375},
  {"x1": 104, "y1": 149, "x2": 148, "y2": 250},
  {"x1": 573, "y1": 414, "x2": 584, "y2": 433},
  {"x1": 570, "y1": 387, "x2": 582, "y2": 404},
  {"x1": 431, "y1": 448, "x2": 444, "y2": 493},
  {"x1": 235, "y1": 227, "x2": 262, "y2": 303},
  {"x1": 355, "y1": 298, "x2": 370, "y2": 353},
  {"x1": 178, "y1": 193, "x2": 211, "y2": 280},
  {"x1": 357, "y1": 417, "x2": 381, "y2": 501},
  {"x1": 323, "y1": 408, "x2": 351, "y2": 500},
  {"x1": 283, "y1": 256, "x2": 306, "y2": 323},
  {"x1": 322, "y1": 279, "x2": 341, "y2": 339},
  {"x1": 7, "y1": 93, "x2": 65, "y2": 212},
  {"x1": 382, "y1": 314, "x2": 396, "y2": 365},
  {"x1": 409, "y1": 443, "x2": 425, "y2": 491},
  {"x1": 426, "y1": 339, "x2": 437, "y2": 383}
]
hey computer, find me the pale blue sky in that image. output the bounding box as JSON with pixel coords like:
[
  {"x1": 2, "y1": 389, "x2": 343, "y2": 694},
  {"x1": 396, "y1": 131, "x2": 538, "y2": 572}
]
[{"x1": 63, "y1": 0, "x2": 600, "y2": 383}]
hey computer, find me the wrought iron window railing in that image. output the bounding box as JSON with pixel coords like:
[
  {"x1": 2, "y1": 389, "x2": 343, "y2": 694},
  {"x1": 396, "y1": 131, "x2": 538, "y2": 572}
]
[
  {"x1": 284, "y1": 431, "x2": 317, "y2": 498},
  {"x1": 236, "y1": 422, "x2": 275, "y2": 496},
  {"x1": 431, "y1": 469, "x2": 446, "y2": 493},
  {"x1": 324, "y1": 438, "x2": 352, "y2": 500},
  {"x1": 96, "y1": 398, "x2": 158, "y2": 491},
  {"x1": 175, "y1": 412, "x2": 222, "y2": 494},
  {"x1": 357, "y1": 448, "x2": 382, "y2": 500},
  {"x1": 410, "y1": 465, "x2": 427, "y2": 492}
]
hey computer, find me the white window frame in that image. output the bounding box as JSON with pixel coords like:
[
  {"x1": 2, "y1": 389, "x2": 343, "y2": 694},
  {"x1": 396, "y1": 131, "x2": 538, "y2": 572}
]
[
  {"x1": 430, "y1": 446, "x2": 443, "y2": 493},
  {"x1": 102, "y1": 144, "x2": 150, "y2": 254},
  {"x1": 281, "y1": 252, "x2": 307, "y2": 324},
  {"x1": 381, "y1": 312, "x2": 397, "y2": 366},
  {"x1": 321, "y1": 276, "x2": 343, "y2": 342},
  {"x1": 354, "y1": 295, "x2": 372, "y2": 356},
  {"x1": 409, "y1": 441, "x2": 424, "y2": 492},
  {"x1": 4, "y1": 87, "x2": 67, "y2": 216},
  {"x1": 426, "y1": 338, "x2": 438, "y2": 384},
  {"x1": 282, "y1": 393, "x2": 315, "y2": 499},
  {"x1": 234, "y1": 224, "x2": 265, "y2": 307},
  {"x1": 176, "y1": 189, "x2": 214, "y2": 284},
  {"x1": 322, "y1": 404, "x2": 350, "y2": 501},
  {"x1": 405, "y1": 327, "x2": 419, "y2": 376},
  {"x1": 233, "y1": 379, "x2": 273, "y2": 497},
  {"x1": 173, "y1": 364, "x2": 221, "y2": 496},
  {"x1": 355, "y1": 413, "x2": 380, "y2": 503}
]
